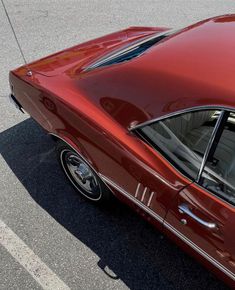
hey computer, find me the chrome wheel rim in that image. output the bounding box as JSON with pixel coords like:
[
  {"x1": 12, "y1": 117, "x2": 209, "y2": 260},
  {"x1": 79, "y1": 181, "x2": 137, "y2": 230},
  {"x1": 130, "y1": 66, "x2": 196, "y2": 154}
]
[{"x1": 60, "y1": 149, "x2": 101, "y2": 200}]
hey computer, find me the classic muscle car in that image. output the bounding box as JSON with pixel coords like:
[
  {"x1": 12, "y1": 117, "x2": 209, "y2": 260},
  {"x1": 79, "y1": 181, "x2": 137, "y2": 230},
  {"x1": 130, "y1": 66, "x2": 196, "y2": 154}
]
[{"x1": 9, "y1": 15, "x2": 235, "y2": 287}]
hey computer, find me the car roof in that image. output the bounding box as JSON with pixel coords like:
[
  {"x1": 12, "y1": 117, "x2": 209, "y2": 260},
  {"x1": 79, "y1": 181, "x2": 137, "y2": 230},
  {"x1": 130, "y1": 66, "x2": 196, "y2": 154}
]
[{"x1": 74, "y1": 15, "x2": 235, "y2": 128}]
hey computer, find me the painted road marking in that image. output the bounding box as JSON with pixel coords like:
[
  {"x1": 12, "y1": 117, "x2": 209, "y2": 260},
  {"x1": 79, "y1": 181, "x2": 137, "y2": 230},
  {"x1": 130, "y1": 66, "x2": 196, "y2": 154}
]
[{"x1": 0, "y1": 219, "x2": 70, "y2": 290}]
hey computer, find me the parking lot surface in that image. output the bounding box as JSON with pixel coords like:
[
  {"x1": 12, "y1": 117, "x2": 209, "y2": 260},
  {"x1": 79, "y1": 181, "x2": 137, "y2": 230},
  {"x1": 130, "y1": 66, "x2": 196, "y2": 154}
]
[{"x1": 1, "y1": 1, "x2": 235, "y2": 289}]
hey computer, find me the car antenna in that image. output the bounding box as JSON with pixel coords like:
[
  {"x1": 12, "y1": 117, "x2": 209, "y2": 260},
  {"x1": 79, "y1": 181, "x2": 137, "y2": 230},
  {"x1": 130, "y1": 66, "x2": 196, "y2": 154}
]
[{"x1": 1, "y1": 0, "x2": 32, "y2": 76}]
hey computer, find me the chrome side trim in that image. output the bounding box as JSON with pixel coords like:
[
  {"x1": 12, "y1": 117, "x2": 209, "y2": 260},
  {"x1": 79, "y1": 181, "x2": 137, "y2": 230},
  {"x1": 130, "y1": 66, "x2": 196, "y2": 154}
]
[
  {"x1": 129, "y1": 106, "x2": 234, "y2": 131},
  {"x1": 141, "y1": 187, "x2": 148, "y2": 202},
  {"x1": 147, "y1": 191, "x2": 155, "y2": 207},
  {"x1": 51, "y1": 133, "x2": 234, "y2": 279},
  {"x1": 97, "y1": 174, "x2": 234, "y2": 280},
  {"x1": 135, "y1": 183, "x2": 141, "y2": 198},
  {"x1": 99, "y1": 174, "x2": 164, "y2": 224},
  {"x1": 134, "y1": 182, "x2": 156, "y2": 207},
  {"x1": 164, "y1": 221, "x2": 235, "y2": 281}
]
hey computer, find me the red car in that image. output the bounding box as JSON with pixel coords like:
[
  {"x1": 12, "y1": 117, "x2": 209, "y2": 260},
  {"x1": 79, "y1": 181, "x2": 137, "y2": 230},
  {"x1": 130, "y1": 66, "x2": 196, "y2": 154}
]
[{"x1": 9, "y1": 15, "x2": 235, "y2": 287}]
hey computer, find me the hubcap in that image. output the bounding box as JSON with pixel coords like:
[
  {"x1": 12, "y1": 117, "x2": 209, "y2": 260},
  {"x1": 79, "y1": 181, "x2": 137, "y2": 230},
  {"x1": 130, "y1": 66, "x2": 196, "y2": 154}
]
[{"x1": 60, "y1": 150, "x2": 101, "y2": 199}]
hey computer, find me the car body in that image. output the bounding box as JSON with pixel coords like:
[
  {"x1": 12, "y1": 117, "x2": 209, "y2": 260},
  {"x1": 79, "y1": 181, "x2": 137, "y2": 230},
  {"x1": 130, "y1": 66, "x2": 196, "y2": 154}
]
[{"x1": 9, "y1": 15, "x2": 235, "y2": 287}]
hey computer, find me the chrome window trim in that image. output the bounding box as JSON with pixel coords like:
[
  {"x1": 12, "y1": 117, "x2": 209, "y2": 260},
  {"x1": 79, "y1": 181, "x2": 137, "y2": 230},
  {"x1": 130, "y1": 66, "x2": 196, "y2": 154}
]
[
  {"x1": 98, "y1": 174, "x2": 235, "y2": 281},
  {"x1": 133, "y1": 129, "x2": 194, "y2": 183},
  {"x1": 49, "y1": 120, "x2": 235, "y2": 207},
  {"x1": 132, "y1": 106, "x2": 235, "y2": 181},
  {"x1": 132, "y1": 106, "x2": 235, "y2": 206},
  {"x1": 84, "y1": 29, "x2": 178, "y2": 72},
  {"x1": 191, "y1": 179, "x2": 235, "y2": 208},
  {"x1": 196, "y1": 110, "x2": 226, "y2": 183},
  {"x1": 129, "y1": 105, "x2": 235, "y2": 131}
]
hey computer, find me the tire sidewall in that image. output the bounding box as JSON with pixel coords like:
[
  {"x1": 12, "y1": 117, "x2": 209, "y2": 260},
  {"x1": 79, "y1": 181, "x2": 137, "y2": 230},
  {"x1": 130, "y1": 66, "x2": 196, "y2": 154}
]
[{"x1": 56, "y1": 141, "x2": 110, "y2": 203}]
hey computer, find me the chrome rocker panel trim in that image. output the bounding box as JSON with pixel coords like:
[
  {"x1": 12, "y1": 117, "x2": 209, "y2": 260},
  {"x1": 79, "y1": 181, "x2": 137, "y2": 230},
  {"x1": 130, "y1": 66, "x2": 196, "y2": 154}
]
[
  {"x1": 164, "y1": 222, "x2": 235, "y2": 281},
  {"x1": 99, "y1": 174, "x2": 163, "y2": 224},
  {"x1": 49, "y1": 132, "x2": 235, "y2": 281},
  {"x1": 98, "y1": 175, "x2": 235, "y2": 281}
]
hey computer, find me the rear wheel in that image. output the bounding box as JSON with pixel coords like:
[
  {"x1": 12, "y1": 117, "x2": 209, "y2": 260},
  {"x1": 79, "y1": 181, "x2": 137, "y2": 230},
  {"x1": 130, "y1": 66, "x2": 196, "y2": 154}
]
[{"x1": 56, "y1": 141, "x2": 111, "y2": 203}]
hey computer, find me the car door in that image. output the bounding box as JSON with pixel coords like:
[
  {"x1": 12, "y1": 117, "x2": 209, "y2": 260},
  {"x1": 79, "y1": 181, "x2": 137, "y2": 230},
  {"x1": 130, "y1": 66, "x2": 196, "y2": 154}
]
[
  {"x1": 134, "y1": 109, "x2": 220, "y2": 227},
  {"x1": 96, "y1": 109, "x2": 220, "y2": 231},
  {"x1": 164, "y1": 110, "x2": 235, "y2": 284}
]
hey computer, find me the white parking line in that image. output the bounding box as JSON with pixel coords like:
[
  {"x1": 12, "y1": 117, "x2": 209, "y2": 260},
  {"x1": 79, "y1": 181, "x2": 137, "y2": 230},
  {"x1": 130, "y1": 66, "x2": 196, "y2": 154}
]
[{"x1": 0, "y1": 219, "x2": 70, "y2": 290}]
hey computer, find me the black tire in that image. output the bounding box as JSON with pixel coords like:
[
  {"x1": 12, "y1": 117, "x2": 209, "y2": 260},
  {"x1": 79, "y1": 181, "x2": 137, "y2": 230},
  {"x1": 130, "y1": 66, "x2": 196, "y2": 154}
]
[{"x1": 56, "y1": 140, "x2": 111, "y2": 203}]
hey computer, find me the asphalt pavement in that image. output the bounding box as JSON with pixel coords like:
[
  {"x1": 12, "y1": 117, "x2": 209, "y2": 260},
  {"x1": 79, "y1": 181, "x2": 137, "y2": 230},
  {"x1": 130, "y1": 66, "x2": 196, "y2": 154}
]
[{"x1": 1, "y1": 1, "x2": 235, "y2": 289}]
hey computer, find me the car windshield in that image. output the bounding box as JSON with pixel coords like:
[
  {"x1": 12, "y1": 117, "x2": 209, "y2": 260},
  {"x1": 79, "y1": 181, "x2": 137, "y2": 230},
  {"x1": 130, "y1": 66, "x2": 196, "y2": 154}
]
[{"x1": 85, "y1": 29, "x2": 177, "y2": 71}]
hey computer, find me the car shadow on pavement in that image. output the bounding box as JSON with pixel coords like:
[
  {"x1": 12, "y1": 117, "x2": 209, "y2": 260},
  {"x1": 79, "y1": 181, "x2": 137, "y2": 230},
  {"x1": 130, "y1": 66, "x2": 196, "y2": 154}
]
[{"x1": 0, "y1": 118, "x2": 229, "y2": 290}]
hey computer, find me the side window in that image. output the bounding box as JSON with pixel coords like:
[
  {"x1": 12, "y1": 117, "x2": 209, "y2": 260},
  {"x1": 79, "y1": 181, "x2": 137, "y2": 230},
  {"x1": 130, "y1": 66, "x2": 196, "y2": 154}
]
[
  {"x1": 201, "y1": 112, "x2": 235, "y2": 205},
  {"x1": 138, "y1": 110, "x2": 221, "y2": 180}
]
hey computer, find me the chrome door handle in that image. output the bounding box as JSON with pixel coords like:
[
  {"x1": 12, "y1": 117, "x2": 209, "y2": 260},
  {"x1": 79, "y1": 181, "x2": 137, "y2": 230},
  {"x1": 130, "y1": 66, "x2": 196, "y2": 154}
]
[{"x1": 178, "y1": 204, "x2": 217, "y2": 229}]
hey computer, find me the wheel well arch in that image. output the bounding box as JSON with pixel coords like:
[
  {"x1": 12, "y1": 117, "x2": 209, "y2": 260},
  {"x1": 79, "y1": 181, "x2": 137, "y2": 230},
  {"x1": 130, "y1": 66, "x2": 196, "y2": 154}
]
[
  {"x1": 50, "y1": 132, "x2": 115, "y2": 198},
  {"x1": 48, "y1": 132, "x2": 98, "y2": 171}
]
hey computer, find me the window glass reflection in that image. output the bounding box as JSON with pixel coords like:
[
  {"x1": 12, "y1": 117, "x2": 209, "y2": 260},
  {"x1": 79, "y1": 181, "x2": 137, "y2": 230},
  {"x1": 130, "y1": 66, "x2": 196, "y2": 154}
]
[
  {"x1": 201, "y1": 112, "x2": 235, "y2": 205},
  {"x1": 140, "y1": 110, "x2": 220, "y2": 179}
]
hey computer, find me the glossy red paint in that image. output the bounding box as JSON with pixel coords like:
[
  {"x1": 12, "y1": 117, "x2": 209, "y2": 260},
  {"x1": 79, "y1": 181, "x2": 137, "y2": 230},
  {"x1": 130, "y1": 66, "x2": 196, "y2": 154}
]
[
  {"x1": 165, "y1": 182, "x2": 235, "y2": 285},
  {"x1": 9, "y1": 15, "x2": 235, "y2": 287}
]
